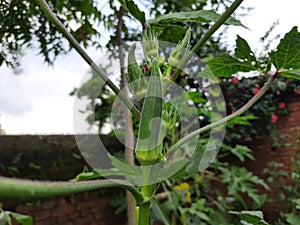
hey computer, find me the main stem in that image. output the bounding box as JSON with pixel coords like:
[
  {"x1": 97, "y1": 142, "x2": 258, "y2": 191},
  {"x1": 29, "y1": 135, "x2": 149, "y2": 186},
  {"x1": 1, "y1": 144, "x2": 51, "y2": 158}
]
[
  {"x1": 138, "y1": 201, "x2": 151, "y2": 225},
  {"x1": 138, "y1": 183, "x2": 155, "y2": 225},
  {"x1": 137, "y1": 165, "x2": 157, "y2": 225}
]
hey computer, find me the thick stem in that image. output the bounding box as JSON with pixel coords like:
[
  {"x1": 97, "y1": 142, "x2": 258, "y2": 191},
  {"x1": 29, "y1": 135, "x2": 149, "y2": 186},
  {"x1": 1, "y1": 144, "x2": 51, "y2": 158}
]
[
  {"x1": 0, "y1": 176, "x2": 143, "y2": 204},
  {"x1": 137, "y1": 166, "x2": 156, "y2": 225},
  {"x1": 138, "y1": 201, "x2": 151, "y2": 225},
  {"x1": 167, "y1": 74, "x2": 276, "y2": 157},
  {"x1": 116, "y1": 6, "x2": 136, "y2": 225},
  {"x1": 173, "y1": 0, "x2": 245, "y2": 79},
  {"x1": 36, "y1": 0, "x2": 140, "y2": 119}
]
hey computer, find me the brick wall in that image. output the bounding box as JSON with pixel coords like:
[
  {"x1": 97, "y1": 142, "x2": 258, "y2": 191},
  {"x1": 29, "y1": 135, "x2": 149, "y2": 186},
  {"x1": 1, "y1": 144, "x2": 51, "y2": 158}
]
[
  {"x1": 240, "y1": 96, "x2": 300, "y2": 219},
  {"x1": 243, "y1": 96, "x2": 300, "y2": 175},
  {"x1": 0, "y1": 135, "x2": 126, "y2": 225},
  {"x1": 14, "y1": 190, "x2": 126, "y2": 225},
  {"x1": 0, "y1": 134, "x2": 122, "y2": 180}
]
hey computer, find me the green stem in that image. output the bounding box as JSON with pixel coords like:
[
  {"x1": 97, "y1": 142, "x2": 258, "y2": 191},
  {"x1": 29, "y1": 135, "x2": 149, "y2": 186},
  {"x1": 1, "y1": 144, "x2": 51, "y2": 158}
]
[
  {"x1": 137, "y1": 166, "x2": 157, "y2": 225},
  {"x1": 167, "y1": 74, "x2": 276, "y2": 156},
  {"x1": 36, "y1": 0, "x2": 140, "y2": 119},
  {"x1": 138, "y1": 201, "x2": 151, "y2": 225},
  {"x1": 173, "y1": 0, "x2": 245, "y2": 79},
  {"x1": 0, "y1": 176, "x2": 143, "y2": 204}
]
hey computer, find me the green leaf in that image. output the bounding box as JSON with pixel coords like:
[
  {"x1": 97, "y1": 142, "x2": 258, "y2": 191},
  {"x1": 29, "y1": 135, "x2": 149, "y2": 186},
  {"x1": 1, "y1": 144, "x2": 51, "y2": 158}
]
[
  {"x1": 10, "y1": 212, "x2": 32, "y2": 225},
  {"x1": 148, "y1": 10, "x2": 246, "y2": 28},
  {"x1": 228, "y1": 145, "x2": 254, "y2": 162},
  {"x1": 235, "y1": 35, "x2": 257, "y2": 67},
  {"x1": 270, "y1": 27, "x2": 300, "y2": 71},
  {"x1": 118, "y1": 0, "x2": 145, "y2": 23},
  {"x1": 186, "y1": 142, "x2": 205, "y2": 174},
  {"x1": 186, "y1": 139, "x2": 219, "y2": 173},
  {"x1": 157, "y1": 159, "x2": 188, "y2": 180},
  {"x1": 286, "y1": 213, "x2": 300, "y2": 225},
  {"x1": 136, "y1": 60, "x2": 164, "y2": 165},
  {"x1": 0, "y1": 212, "x2": 10, "y2": 225},
  {"x1": 292, "y1": 199, "x2": 300, "y2": 209},
  {"x1": 96, "y1": 153, "x2": 141, "y2": 177},
  {"x1": 226, "y1": 114, "x2": 258, "y2": 128},
  {"x1": 230, "y1": 211, "x2": 269, "y2": 225},
  {"x1": 200, "y1": 35, "x2": 258, "y2": 78},
  {"x1": 109, "y1": 154, "x2": 140, "y2": 176},
  {"x1": 70, "y1": 171, "x2": 101, "y2": 181},
  {"x1": 279, "y1": 70, "x2": 300, "y2": 81},
  {"x1": 152, "y1": 199, "x2": 171, "y2": 225},
  {"x1": 0, "y1": 211, "x2": 32, "y2": 225},
  {"x1": 206, "y1": 53, "x2": 254, "y2": 77}
]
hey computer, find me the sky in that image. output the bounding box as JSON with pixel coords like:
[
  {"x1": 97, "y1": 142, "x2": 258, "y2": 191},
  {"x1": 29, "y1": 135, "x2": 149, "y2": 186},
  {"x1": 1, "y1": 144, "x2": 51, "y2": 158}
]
[{"x1": 0, "y1": 0, "x2": 299, "y2": 135}]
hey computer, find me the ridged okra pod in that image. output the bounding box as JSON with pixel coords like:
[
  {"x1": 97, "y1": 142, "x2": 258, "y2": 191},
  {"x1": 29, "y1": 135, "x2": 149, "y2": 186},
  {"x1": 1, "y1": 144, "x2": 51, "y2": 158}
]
[
  {"x1": 127, "y1": 43, "x2": 144, "y2": 94},
  {"x1": 135, "y1": 59, "x2": 164, "y2": 166}
]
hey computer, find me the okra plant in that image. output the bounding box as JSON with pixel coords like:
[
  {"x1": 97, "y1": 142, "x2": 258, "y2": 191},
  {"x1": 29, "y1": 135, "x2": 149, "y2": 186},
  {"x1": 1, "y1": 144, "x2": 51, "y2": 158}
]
[{"x1": 1, "y1": 0, "x2": 300, "y2": 225}]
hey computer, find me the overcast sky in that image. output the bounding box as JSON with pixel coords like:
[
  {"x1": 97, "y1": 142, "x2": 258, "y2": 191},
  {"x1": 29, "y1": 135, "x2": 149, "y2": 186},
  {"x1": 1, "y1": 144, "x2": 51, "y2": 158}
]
[{"x1": 0, "y1": 0, "x2": 299, "y2": 135}]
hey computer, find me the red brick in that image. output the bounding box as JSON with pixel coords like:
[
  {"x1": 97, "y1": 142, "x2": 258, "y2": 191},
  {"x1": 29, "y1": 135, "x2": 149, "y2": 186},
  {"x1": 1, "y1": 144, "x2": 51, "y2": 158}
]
[
  {"x1": 94, "y1": 212, "x2": 104, "y2": 221},
  {"x1": 16, "y1": 205, "x2": 33, "y2": 214},
  {"x1": 52, "y1": 205, "x2": 74, "y2": 217},
  {"x1": 55, "y1": 215, "x2": 69, "y2": 224},
  {"x1": 79, "y1": 208, "x2": 92, "y2": 217},
  {"x1": 42, "y1": 200, "x2": 56, "y2": 209},
  {"x1": 74, "y1": 215, "x2": 94, "y2": 225},
  {"x1": 33, "y1": 210, "x2": 52, "y2": 221},
  {"x1": 34, "y1": 218, "x2": 56, "y2": 225},
  {"x1": 56, "y1": 198, "x2": 67, "y2": 206}
]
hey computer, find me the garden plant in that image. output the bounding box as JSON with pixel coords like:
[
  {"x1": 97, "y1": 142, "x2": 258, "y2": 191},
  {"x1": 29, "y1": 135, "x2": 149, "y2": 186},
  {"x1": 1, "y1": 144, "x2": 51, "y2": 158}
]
[{"x1": 1, "y1": 0, "x2": 300, "y2": 225}]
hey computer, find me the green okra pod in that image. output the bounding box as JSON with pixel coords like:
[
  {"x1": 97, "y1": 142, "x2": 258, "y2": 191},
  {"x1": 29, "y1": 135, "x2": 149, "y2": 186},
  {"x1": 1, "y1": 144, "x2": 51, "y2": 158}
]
[
  {"x1": 136, "y1": 59, "x2": 164, "y2": 166},
  {"x1": 127, "y1": 42, "x2": 143, "y2": 94}
]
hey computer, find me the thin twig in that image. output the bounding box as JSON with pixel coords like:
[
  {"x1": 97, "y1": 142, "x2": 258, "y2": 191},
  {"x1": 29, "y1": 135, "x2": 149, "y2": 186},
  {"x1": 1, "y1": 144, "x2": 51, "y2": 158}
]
[{"x1": 167, "y1": 73, "x2": 276, "y2": 157}]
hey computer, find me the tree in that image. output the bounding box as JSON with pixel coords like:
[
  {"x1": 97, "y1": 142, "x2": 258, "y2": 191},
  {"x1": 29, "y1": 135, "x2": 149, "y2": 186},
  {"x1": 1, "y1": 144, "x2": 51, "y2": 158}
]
[{"x1": 0, "y1": 0, "x2": 235, "y2": 73}]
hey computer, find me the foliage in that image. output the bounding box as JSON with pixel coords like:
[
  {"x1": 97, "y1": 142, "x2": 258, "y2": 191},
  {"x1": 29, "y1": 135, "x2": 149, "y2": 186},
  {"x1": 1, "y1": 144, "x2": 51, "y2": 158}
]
[
  {"x1": 230, "y1": 211, "x2": 269, "y2": 225},
  {"x1": 0, "y1": 0, "x2": 233, "y2": 73},
  {"x1": 221, "y1": 75, "x2": 299, "y2": 146},
  {"x1": 0, "y1": 203, "x2": 32, "y2": 225},
  {"x1": 212, "y1": 31, "x2": 300, "y2": 146},
  {"x1": 263, "y1": 142, "x2": 300, "y2": 225},
  {"x1": 153, "y1": 145, "x2": 269, "y2": 225},
  {"x1": 0, "y1": 0, "x2": 101, "y2": 72}
]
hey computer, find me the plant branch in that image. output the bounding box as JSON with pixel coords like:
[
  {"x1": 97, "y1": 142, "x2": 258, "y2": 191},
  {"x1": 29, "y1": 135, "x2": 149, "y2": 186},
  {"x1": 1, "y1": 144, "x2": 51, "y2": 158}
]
[
  {"x1": 36, "y1": 0, "x2": 140, "y2": 119},
  {"x1": 167, "y1": 74, "x2": 276, "y2": 157},
  {"x1": 0, "y1": 176, "x2": 143, "y2": 204},
  {"x1": 173, "y1": 0, "x2": 245, "y2": 79}
]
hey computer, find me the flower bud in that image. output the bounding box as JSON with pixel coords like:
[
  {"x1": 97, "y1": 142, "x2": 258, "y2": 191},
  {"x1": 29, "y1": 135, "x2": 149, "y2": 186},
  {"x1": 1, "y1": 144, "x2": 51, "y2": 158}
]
[
  {"x1": 142, "y1": 25, "x2": 159, "y2": 59},
  {"x1": 168, "y1": 28, "x2": 191, "y2": 68}
]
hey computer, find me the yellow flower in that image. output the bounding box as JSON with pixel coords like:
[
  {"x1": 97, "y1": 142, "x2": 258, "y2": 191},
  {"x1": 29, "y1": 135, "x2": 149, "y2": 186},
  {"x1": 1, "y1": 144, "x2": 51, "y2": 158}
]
[
  {"x1": 185, "y1": 191, "x2": 192, "y2": 203},
  {"x1": 174, "y1": 182, "x2": 190, "y2": 191}
]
